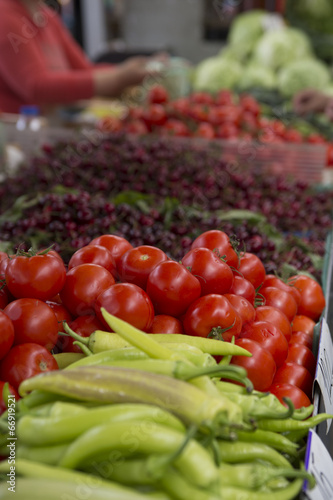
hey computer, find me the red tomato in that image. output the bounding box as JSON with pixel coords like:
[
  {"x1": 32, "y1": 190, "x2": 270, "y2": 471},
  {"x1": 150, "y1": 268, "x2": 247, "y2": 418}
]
[
  {"x1": 63, "y1": 315, "x2": 105, "y2": 353},
  {"x1": 97, "y1": 116, "x2": 123, "y2": 133},
  {"x1": 240, "y1": 95, "x2": 260, "y2": 117},
  {"x1": 142, "y1": 104, "x2": 167, "y2": 128},
  {"x1": 307, "y1": 133, "x2": 327, "y2": 144},
  {"x1": 240, "y1": 320, "x2": 288, "y2": 368},
  {"x1": 230, "y1": 338, "x2": 276, "y2": 392},
  {"x1": 0, "y1": 286, "x2": 10, "y2": 309},
  {"x1": 149, "y1": 315, "x2": 184, "y2": 334},
  {"x1": 273, "y1": 362, "x2": 313, "y2": 399},
  {"x1": 95, "y1": 283, "x2": 154, "y2": 332},
  {"x1": 0, "y1": 381, "x2": 19, "y2": 415},
  {"x1": 4, "y1": 299, "x2": 58, "y2": 351},
  {"x1": 60, "y1": 264, "x2": 115, "y2": 317},
  {"x1": 5, "y1": 253, "x2": 66, "y2": 301},
  {"x1": 194, "y1": 122, "x2": 216, "y2": 139},
  {"x1": 269, "y1": 383, "x2": 311, "y2": 409},
  {"x1": 161, "y1": 119, "x2": 190, "y2": 137},
  {"x1": 181, "y1": 247, "x2": 233, "y2": 296},
  {"x1": 241, "y1": 112, "x2": 258, "y2": 134},
  {"x1": 229, "y1": 276, "x2": 256, "y2": 305},
  {"x1": 284, "y1": 129, "x2": 303, "y2": 143},
  {"x1": 238, "y1": 252, "x2": 266, "y2": 289},
  {"x1": 286, "y1": 343, "x2": 317, "y2": 377},
  {"x1": 216, "y1": 123, "x2": 239, "y2": 139},
  {"x1": 262, "y1": 275, "x2": 301, "y2": 307},
  {"x1": 0, "y1": 311, "x2": 15, "y2": 360},
  {"x1": 89, "y1": 235, "x2": 133, "y2": 269},
  {"x1": 148, "y1": 84, "x2": 169, "y2": 104},
  {"x1": 289, "y1": 331, "x2": 313, "y2": 350},
  {"x1": 292, "y1": 315, "x2": 316, "y2": 336},
  {"x1": 125, "y1": 119, "x2": 149, "y2": 135},
  {"x1": 288, "y1": 275, "x2": 325, "y2": 321},
  {"x1": 118, "y1": 245, "x2": 168, "y2": 290},
  {"x1": 255, "y1": 306, "x2": 292, "y2": 343},
  {"x1": 215, "y1": 90, "x2": 233, "y2": 106},
  {"x1": 190, "y1": 104, "x2": 210, "y2": 122},
  {"x1": 0, "y1": 343, "x2": 58, "y2": 391},
  {"x1": 191, "y1": 230, "x2": 239, "y2": 269},
  {"x1": 260, "y1": 287, "x2": 298, "y2": 322},
  {"x1": 224, "y1": 294, "x2": 255, "y2": 327},
  {"x1": 191, "y1": 91, "x2": 215, "y2": 105},
  {"x1": 183, "y1": 294, "x2": 242, "y2": 342},
  {"x1": 146, "y1": 261, "x2": 201, "y2": 317},
  {"x1": 168, "y1": 97, "x2": 191, "y2": 117},
  {"x1": 68, "y1": 244, "x2": 117, "y2": 278},
  {"x1": 46, "y1": 301, "x2": 73, "y2": 351}
]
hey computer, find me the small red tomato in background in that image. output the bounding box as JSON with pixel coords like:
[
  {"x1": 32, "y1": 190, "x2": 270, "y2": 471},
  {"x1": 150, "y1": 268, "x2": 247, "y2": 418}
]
[
  {"x1": 240, "y1": 320, "x2": 288, "y2": 368},
  {"x1": 149, "y1": 315, "x2": 184, "y2": 334},
  {"x1": 142, "y1": 104, "x2": 167, "y2": 129},
  {"x1": 60, "y1": 264, "x2": 115, "y2": 317},
  {"x1": 97, "y1": 116, "x2": 123, "y2": 133},
  {"x1": 146, "y1": 261, "x2": 201, "y2": 317},
  {"x1": 118, "y1": 245, "x2": 168, "y2": 290},
  {"x1": 229, "y1": 276, "x2": 256, "y2": 305},
  {"x1": 181, "y1": 247, "x2": 233, "y2": 296},
  {"x1": 230, "y1": 338, "x2": 276, "y2": 392},
  {"x1": 183, "y1": 294, "x2": 242, "y2": 342},
  {"x1": 161, "y1": 119, "x2": 190, "y2": 137},
  {"x1": 260, "y1": 286, "x2": 298, "y2": 323},
  {"x1": 224, "y1": 294, "x2": 255, "y2": 327},
  {"x1": 0, "y1": 311, "x2": 15, "y2": 360},
  {"x1": 215, "y1": 90, "x2": 233, "y2": 106},
  {"x1": 95, "y1": 282, "x2": 154, "y2": 332},
  {"x1": 125, "y1": 119, "x2": 149, "y2": 135},
  {"x1": 194, "y1": 122, "x2": 216, "y2": 139},
  {"x1": 273, "y1": 362, "x2": 313, "y2": 399},
  {"x1": 5, "y1": 253, "x2": 66, "y2": 301},
  {"x1": 288, "y1": 275, "x2": 325, "y2": 321},
  {"x1": 292, "y1": 315, "x2": 316, "y2": 336},
  {"x1": 286, "y1": 343, "x2": 317, "y2": 378},
  {"x1": 216, "y1": 122, "x2": 239, "y2": 140},
  {"x1": 4, "y1": 298, "x2": 59, "y2": 351},
  {"x1": 237, "y1": 252, "x2": 266, "y2": 289},
  {"x1": 68, "y1": 244, "x2": 117, "y2": 278},
  {"x1": 0, "y1": 381, "x2": 19, "y2": 415},
  {"x1": 255, "y1": 306, "x2": 292, "y2": 343},
  {"x1": 191, "y1": 230, "x2": 239, "y2": 269},
  {"x1": 89, "y1": 235, "x2": 133, "y2": 269},
  {"x1": 62, "y1": 315, "x2": 105, "y2": 353},
  {"x1": 269, "y1": 383, "x2": 311, "y2": 409},
  {"x1": 0, "y1": 343, "x2": 58, "y2": 391},
  {"x1": 148, "y1": 84, "x2": 169, "y2": 104},
  {"x1": 191, "y1": 91, "x2": 215, "y2": 105}
]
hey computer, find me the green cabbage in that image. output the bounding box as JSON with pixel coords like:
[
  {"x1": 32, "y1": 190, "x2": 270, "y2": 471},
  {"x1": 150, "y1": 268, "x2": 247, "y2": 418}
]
[
  {"x1": 253, "y1": 27, "x2": 313, "y2": 71},
  {"x1": 277, "y1": 59, "x2": 331, "y2": 97},
  {"x1": 227, "y1": 10, "x2": 268, "y2": 61},
  {"x1": 238, "y1": 63, "x2": 277, "y2": 91},
  {"x1": 193, "y1": 57, "x2": 242, "y2": 92}
]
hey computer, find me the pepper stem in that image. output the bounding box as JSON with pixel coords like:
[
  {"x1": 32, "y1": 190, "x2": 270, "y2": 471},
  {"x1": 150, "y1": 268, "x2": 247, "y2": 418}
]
[{"x1": 63, "y1": 322, "x2": 90, "y2": 346}]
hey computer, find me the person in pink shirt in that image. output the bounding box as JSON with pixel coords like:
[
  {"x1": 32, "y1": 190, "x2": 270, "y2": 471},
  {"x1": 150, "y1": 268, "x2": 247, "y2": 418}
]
[{"x1": 0, "y1": 0, "x2": 156, "y2": 114}]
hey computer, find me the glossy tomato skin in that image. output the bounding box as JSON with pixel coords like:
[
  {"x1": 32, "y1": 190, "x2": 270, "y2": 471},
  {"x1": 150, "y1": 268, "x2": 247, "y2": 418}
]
[
  {"x1": 146, "y1": 261, "x2": 201, "y2": 317},
  {"x1": 46, "y1": 301, "x2": 73, "y2": 353},
  {"x1": 260, "y1": 286, "x2": 298, "y2": 323},
  {"x1": 262, "y1": 275, "x2": 301, "y2": 307},
  {"x1": 289, "y1": 331, "x2": 313, "y2": 350},
  {"x1": 288, "y1": 275, "x2": 325, "y2": 321},
  {"x1": 191, "y1": 230, "x2": 239, "y2": 269},
  {"x1": 273, "y1": 362, "x2": 313, "y2": 399},
  {"x1": 240, "y1": 320, "x2": 288, "y2": 368},
  {"x1": 0, "y1": 287, "x2": 10, "y2": 310},
  {"x1": 95, "y1": 283, "x2": 154, "y2": 332},
  {"x1": 183, "y1": 294, "x2": 242, "y2": 342},
  {"x1": 237, "y1": 252, "x2": 266, "y2": 289},
  {"x1": 255, "y1": 306, "x2": 292, "y2": 343},
  {"x1": 148, "y1": 85, "x2": 169, "y2": 104},
  {"x1": 0, "y1": 343, "x2": 58, "y2": 391},
  {"x1": 118, "y1": 246, "x2": 168, "y2": 290},
  {"x1": 60, "y1": 264, "x2": 115, "y2": 317},
  {"x1": 63, "y1": 315, "x2": 105, "y2": 353},
  {"x1": 4, "y1": 299, "x2": 59, "y2": 351},
  {"x1": 181, "y1": 248, "x2": 233, "y2": 296},
  {"x1": 269, "y1": 383, "x2": 311, "y2": 409},
  {"x1": 0, "y1": 311, "x2": 15, "y2": 360},
  {"x1": 89, "y1": 235, "x2": 133, "y2": 269},
  {"x1": 286, "y1": 343, "x2": 317, "y2": 378},
  {"x1": 229, "y1": 276, "x2": 256, "y2": 305},
  {"x1": 68, "y1": 245, "x2": 117, "y2": 278},
  {"x1": 224, "y1": 294, "x2": 255, "y2": 327},
  {"x1": 230, "y1": 338, "x2": 276, "y2": 392},
  {"x1": 292, "y1": 315, "x2": 316, "y2": 337},
  {"x1": 0, "y1": 381, "x2": 19, "y2": 415},
  {"x1": 149, "y1": 315, "x2": 184, "y2": 334},
  {"x1": 5, "y1": 253, "x2": 66, "y2": 301}
]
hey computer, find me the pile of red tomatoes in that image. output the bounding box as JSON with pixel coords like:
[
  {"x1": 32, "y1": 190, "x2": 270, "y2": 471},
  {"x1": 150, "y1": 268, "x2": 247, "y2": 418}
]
[{"x1": 0, "y1": 229, "x2": 326, "y2": 413}]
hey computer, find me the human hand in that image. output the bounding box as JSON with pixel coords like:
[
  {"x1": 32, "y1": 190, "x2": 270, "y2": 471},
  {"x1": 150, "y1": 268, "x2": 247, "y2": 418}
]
[{"x1": 292, "y1": 88, "x2": 329, "y2": 115}]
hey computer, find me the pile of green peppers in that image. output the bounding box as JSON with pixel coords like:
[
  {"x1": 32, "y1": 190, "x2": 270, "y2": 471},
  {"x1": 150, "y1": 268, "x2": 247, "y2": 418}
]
[{"x1": 0, "y1": 310, "x2": 331, "y2": 500}]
